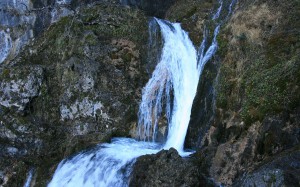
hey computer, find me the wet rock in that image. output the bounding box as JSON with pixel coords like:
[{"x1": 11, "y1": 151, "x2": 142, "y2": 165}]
[
  {"x1": 0, "y1": 30, "x2": 12, "y2": 64},
  {"x1": 130, "y1": 148, "x2": 215, "y2": 186},
  {"x1": 185, "y1": 59, "x2": 219, "y2": 149},
  {"x1": 0, "y1": 0, "x2": 36, "y2": 64}
]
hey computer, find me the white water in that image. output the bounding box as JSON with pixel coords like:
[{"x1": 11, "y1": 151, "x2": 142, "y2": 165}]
[
  {"x1": 48, "y1": 138, "x2": 161, "y2": 187},
  {"x1": 138, "y1": 19, "x2": 199, "y2": 153},
  {"x1": 227, "y1": 0, "x2": 237, "y2": 19},
  {"x1": 49, "y1": 19, "x2": 198, "y2": 187},
  {"x1": 23, "y1": 168, "x2": 34, "y2": 187},
  {"x1": 213, "y1": 0, "x2": 223, "y2": 20},
  {"x1": 0, "y1": 30, "x2": 12, "y2": 64},
  {"x1": 48, "y1": 0, "x2": 235, "y2": 185}
]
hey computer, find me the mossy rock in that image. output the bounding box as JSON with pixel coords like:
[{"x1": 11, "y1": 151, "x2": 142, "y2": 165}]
[
  {"x1": 19, "y1": 3, "x2": 147, "y2": 66},
  {"x1": 216, "y1": 0, "x2": 300, "y2": 125},
  {"x1": 241, "y1": 57, "x2": 300, "y2": 124},
  {"x1": 3, "y1": 161, "x2": 29, "y2": 187}
]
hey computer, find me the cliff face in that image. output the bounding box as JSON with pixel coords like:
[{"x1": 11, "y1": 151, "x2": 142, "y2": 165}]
[
  {"x1": 0, "y1": 0, "x2": 299, "y2": 186},
  {"x1": 0, "y1": 1, "x2": 150, "y2": 186},
  {"x1": 186, "y1": 0, "x2": 300, "y2": 186},
  {"x1": 132, "y1": 0, "x2": 299, "y2": 186}
]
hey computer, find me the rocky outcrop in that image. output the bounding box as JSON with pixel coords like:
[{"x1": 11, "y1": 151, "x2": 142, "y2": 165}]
[
  {"x1": 233, "y1": 149, "x2": 300, "y2": 187},
  {"x1": 0, "y1": 0, "x2": 299, "y2": 186},
  {"x1": 0, "y1": 0, "x2": 124, "y2": 64},
  {"x1": 130, "y1": 148, "x2": 215, "y2": 187},
  {"x1": 0, "y1": 1, "x2": 149, "y2": 186},
  {"x1": 0, "y1": 66, "x2": 43, "y2": 114},
  {"x1": 184, "y1": 0, "x2": 300, "y2": 186}
]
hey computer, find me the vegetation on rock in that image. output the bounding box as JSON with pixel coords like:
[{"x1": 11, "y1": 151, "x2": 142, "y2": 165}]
[{"x1": 0, "y1": 0, "x2": 299, "y2": 186}]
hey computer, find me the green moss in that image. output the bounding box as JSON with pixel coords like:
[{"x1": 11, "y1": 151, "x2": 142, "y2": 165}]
[
  {"x1": 216, "y1": 63, "x2": 235, "y2": 109},
  {"x1": 216, "y1": 32, "x2": 229, "y2": 59},
  {"x1": 217, "y1": 51, "x2": 299, "y2": 125},
  {"x1": 4, "y1": 161, "x2": 28, "y2": 187},
  {"x1": 266, "y1": 32, "x2": 299, "y2": 65},
  {"x1": 178, "y1": 6, "x2": 198, "y2": 21},
  {"x1": 240, "y1": 57, "x2": 300, "y2": 124},
  {"x1": 216, "y1": 0, "x2": 300, "y2": 125},
  {"x1": 167, "y1": 0, "x2": 214, "y2": 22},
  {"x1": 79, "y1": 4, "x2": 147, "y2": 43},
  {"x1": 84, "y1": 33, "x2": 98, "y2": 46},
  {"x1": 20, "y1": 4, "x2": 147, "y2": 66},
  {"x1": 122, "y1": 52, "x2": 134, "y2": 63},
  {"x1": 1, "y1": 68, "x2": 10, "y2": 79}
]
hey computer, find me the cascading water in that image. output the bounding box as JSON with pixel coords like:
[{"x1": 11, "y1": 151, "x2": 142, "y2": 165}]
[
  {"x1": 137, "y1": 18, "x2": 199, "y2": 153},
  {"x1": 48, "y1": 138, "x2": 161, "y2": 187},
  {"x1": 212, "y1": 0, "x2": 223, "y2": 20},
  {"x1": 23, "y1": 168, "x2": 34, "y2": 187},
  {"x1": 48, "y1": 19, "x2": 197, "y2": 187},
  {"x1": 48, "y1": 0, "x2": 236, "y2": 186},
  {"x1": 0, "y1": 30, "x2": 12, "y2": 64}
]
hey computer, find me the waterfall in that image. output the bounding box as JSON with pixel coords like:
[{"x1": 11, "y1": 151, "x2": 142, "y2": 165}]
[
  {"x1": 48, "y1": 19, "x2": 198, "y2": 187},
  {"x1": 48, "y1": 0, "x2": 236, "y2": 185},
  {"x1": 213, "y1": 0, "x2": 223, "y2": 20},
  {"x1": 0, "y1": 30, "x2": 12, "y2": 64},
  {"x1": 138, "y1": 19, "x2": 198, "y2": 153},
  {"x1": 23, "y1": 168, "x2": 34, "y2": 187},
  {"x1": 48, "y1": 138, "x2": 161, "y2": 187}
]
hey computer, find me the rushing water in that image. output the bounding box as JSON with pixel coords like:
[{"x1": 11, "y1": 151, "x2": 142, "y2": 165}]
[
  {"x1": 23, "y1": 168, "x2": 34, "y2": 187},
  {"x1": 48, "y1": 0, "x2": 237, "y2": 186},
  {"x1": 48, "y1": 19, "x2": 197, "y2": 187},
  {"x1": 213, "y1": 0, "x2": 223, "y2": 20},
  {"x1": 49, "y1": 138, "x2": 161, "y2": 187},
  {"x1": 0, "y1": 30, "x2": 12, "y2": 64},
  {"x1": 138, "y1": 18, "x2": 199, "y2": 153}
]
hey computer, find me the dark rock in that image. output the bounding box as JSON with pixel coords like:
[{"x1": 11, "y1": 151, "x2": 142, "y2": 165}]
[
  {"x1": 234, "y1": 149, "x2": 300, "y2": 187},
  {"x1": 145, "y1": 18, "x2": 164, "y2": 76},
  {"x1": 185, "y1": 59, "x2": 219, "y2": 149},
  {"x1": 257, "y1": 110, "x2": 300, "y2": 156},
  {"x1": 120, "y1": 0, "x2": 177, "y2": 18},
  {"x1": 130, "y1": 148, "x2": 216, "y2": 186},
  {"x1": 0, "y1": 2, "x2": 149, "y2": 185},
  {"x1": 184, "y1": 0, "x2": 300, "y2": 185}
]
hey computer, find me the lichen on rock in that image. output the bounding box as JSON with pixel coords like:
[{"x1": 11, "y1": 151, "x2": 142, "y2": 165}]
[
  {"x1": 0, "y1": 1, "x2": 150, "y2": 186},
  {"x1": 0, "y1": 66, "x2": 43, "y2": 113}
]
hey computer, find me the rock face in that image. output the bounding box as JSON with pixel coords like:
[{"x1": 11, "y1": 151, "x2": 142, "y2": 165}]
[
  {"x1": 0, "y1": 1, "x2": 150, "y2": 186},
  {"x1": 121, "y1": 0, "x2": 177, "y2": 18},
  {"x1": 0, "y1": 0, "x2": 299, "y2": 186},
  {"x1": 233, "y1": 150, "x2": 300, "y2": 187},
  {"x1": 184, "y1": 0, "x2": 300, "y2": 186},
  {"x1": 0, "y1": 67, "x2": 43, "y2": 113},
  {"x1": 0, "y1": 0, "x2": 123, "y2": 64}
]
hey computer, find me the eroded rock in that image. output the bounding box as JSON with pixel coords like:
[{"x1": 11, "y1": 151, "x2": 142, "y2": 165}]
[{"x1": 0, "y1": 66, "x2": 43, "y2": 113}]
